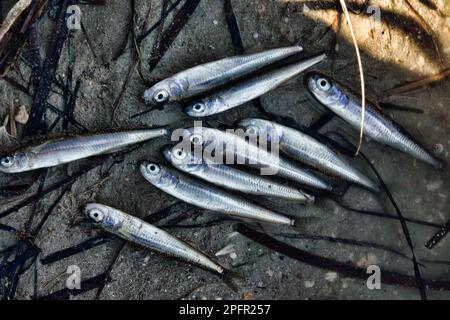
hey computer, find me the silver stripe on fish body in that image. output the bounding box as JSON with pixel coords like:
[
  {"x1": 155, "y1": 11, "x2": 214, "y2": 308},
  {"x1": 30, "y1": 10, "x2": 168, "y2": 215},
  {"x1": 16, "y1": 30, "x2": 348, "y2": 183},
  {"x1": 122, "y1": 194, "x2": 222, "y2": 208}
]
[
  {"x1": 186, "y1": 53, "x2": 327, "y2": 117},
  {"x1": 162, "y1": 144, "x2": 314, "y2": 204},
  {"x1": 238, "y1": 118, "x2": 380, "y2": 192},
  {"x1": 306, "y1": 73, "x2": 442, "y2": 168},
  {"x1": 140, "y1": 162, "x2": 294, "y2": 226},
  {"x1": 143, "y1": 46, "x2": 303, "y2": 105},
  {"x1": 84, "y1": 203, "x2": 224, "y2": 274},
  {"x1": 184, "y1": 127, "x2": 332, "y2": 191},
  {"x1": 0, "y1": 128, "x2": 169, "y2": 173}
]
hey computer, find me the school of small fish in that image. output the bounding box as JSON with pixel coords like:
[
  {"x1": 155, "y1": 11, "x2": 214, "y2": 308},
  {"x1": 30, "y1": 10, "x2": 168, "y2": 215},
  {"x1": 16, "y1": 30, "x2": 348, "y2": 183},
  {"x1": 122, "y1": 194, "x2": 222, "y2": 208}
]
[{"x1": 0, "y1": 46, "x2": 444, "y2": 280}]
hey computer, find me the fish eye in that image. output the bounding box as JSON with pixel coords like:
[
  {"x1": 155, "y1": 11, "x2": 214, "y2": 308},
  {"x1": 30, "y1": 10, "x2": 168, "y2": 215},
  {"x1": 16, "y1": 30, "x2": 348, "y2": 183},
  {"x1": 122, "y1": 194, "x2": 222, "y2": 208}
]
[
  {"x1": 147, "y1": 163, "x2": 160, "y2": 175},
  {"x1": 173, "y1": 148, "x2": 187, "y2": 160},
  {"x1": 245, "y1": 126, "x2": 259, "y2": 136},
  {"x1": 189, "y1": 134, "x2": 203, "y2": 145},
  {"x1": 318, "y1": 78, "x2": 330, "y2": 90},
  {"x1": 192, "y1": 102, "x2": 205, "y2": 113},
  {"x1": 153, "y1": 90, "x2": 169, "y2": 103},
  {"x1": 0, "y1": 157, "x2": 14, "y2": 168},
  {"x1": 89, "y1": 209, "x2": 104, "y2": 223}
]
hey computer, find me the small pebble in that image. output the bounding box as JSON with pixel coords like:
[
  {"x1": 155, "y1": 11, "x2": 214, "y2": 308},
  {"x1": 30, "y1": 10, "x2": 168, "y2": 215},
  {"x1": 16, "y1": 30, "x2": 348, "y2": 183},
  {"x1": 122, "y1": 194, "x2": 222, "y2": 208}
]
[
  {"x1": 433, "y1": 143, "x2": 444, "y2": 154},
  {"x1": 426, "y1": 181, "x2": 442, "y2": 191},
  {"x1": 303, "y1": 4, "x2": 310, "y2": 13},
  {"x1": 325, "y1": 272, "x2": 338, "y2": 282},
  {"x1": 15, "y1": 105, "x2": 29, "y2": 124}
]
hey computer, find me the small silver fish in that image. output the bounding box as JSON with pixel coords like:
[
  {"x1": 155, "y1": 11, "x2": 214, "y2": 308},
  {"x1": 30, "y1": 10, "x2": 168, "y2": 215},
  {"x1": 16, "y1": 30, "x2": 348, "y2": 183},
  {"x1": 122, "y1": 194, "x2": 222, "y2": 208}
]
[
  {"x1": 306, "y1": 72, "x2": 442, "y2": 168},
  {"x1": 186, "y1": 53, "x2": 327, "y2": 117},
  {"x1": 84, "y1": 203, "x2": 224, "y2": 274},
  {"x1": 0, "y1": 129, "x2": 168, "y2": 173},
  {"x1": 183, "y1": 127, "x2": 332, "y2": 191},
  {"x1": 238, "y1": 118, "x2": 379, "y2": 192},
  {"x1": 143, "y1": 46, "x2": 303, "y2": 105},
  {"x1": 140, "y1": 162, "x2": 294, "y2": 226},
  {"x1": 162, "y1": 144, "x2": 314, "y2": 204}
]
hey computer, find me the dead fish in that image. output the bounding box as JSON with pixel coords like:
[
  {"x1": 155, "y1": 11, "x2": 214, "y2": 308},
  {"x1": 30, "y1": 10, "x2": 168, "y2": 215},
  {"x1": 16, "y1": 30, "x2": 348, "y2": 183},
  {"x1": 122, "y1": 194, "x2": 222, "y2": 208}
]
[
  {"x1": 306, "y1": 72, "x2": 442, "y2": 168},
  {"x1": 186, "y1": 53, "x2": 327, "y2": 117},
  {"x1": 84, "y1": 203, "x2": 224, "y2": 274},
  {"x1": 184, "y1": 127, "x2": 332, "y2": 191},
  {"x1": 140, "y1": 162, "x2": 294, "y2": 226},
  {"x1": 143, "y1": 46, "x2": 303, "y2": 105},
  {"x1": 162, "y1": 144, "x2": 314, "y2": 204},
  {"x1": 238, "y1": 118, "x2": 379, "y2": 192},
  {"x1": 0, "y1": 129, "x2": 168, "y2": 173}
]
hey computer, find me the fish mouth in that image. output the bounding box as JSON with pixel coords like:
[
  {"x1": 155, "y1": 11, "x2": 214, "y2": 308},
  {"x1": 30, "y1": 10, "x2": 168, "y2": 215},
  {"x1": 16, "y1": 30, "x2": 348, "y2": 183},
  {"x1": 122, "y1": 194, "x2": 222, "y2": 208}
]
[
  {"x1": 142, "y1": 90, "x2": 155, "y2": 106},
  {"x1": 305, "y1": 72, "x2": 319, "y2": 92},
  {"x1": 82, "y1": 203, "x2": 97, "y2": 217},
  {"x1": 184, "y1": 105, "x2": 207, "y2": 118},
  {"x1": 159, "y1": 127, "x2": 172, "y2": 138},
  {"x1": 139, "y1": 161, "x2": 151, "y2": 176},
  {"x1": 235, "y1": 118, "x2": 253, "y2": 129},
  {"x1": 305, "y1": 194, "x2": 315, "y2": 206},
  {"x1": 184, "y1": 106, "x2": 197, "y2": 117},
  {"x1": 364, "y1": 181, "x2": 381, "y2": 193},
  {"x1": 160, "y1": 145, "x2": 174, "y2": 160}
]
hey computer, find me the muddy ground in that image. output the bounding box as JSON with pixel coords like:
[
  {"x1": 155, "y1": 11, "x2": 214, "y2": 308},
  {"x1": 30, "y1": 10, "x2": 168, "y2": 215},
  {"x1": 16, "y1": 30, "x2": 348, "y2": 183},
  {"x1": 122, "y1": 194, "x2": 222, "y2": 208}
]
[{"x1": 0, "y1": 0, "x2": 449, "y2": 300}]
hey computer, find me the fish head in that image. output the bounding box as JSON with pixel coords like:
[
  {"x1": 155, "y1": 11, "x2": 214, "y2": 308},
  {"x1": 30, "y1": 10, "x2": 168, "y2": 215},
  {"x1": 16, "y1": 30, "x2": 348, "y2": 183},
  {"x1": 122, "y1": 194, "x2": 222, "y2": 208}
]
[
  {"x1": 140, "y1": 162, "x2": 178, "y2": 188},
  {"x1": 238, "y1": 118, "x2": 281, "y2": 143},
  {"x1": 185, "y1": 97, "x2": 223, "y2": 118},
  {"x1": 84, "y1": 203, "x2": 123, "y2": 230},
  {"x1": 0, "y1": 152, "x2": 28, "y2": 173},
  {"x1": 162, "y1": 145, "x2": 205, "y2": 173},
  {"x1": 143, "y1": 78, "x2": 187, "y2": 105},
  {"x1": 306, "y1": 73, "x2": 342, "y2": 107}
]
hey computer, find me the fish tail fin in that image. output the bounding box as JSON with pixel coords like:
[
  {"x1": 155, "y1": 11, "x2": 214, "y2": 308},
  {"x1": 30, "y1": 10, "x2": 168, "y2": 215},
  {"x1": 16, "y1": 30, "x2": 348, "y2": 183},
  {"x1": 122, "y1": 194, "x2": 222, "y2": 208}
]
[
  {"x1": 303, "y1": 192, "x2": 315, "y2": 206},
  {"x1": 367, "y1": 183, "x2": 381, "y2": 193},
  {"x1": 221, "y1": 269, "x2": 245, "y2": 292},
  {"x1": 358, "y1": 177, "x2": 381, "y2": 193},
  {"x1": 368, "y1": 181, "x2": 381, "y2": 193},
  {"x1": 294, "y1": 41, "x2": 304, "y2": 51}
]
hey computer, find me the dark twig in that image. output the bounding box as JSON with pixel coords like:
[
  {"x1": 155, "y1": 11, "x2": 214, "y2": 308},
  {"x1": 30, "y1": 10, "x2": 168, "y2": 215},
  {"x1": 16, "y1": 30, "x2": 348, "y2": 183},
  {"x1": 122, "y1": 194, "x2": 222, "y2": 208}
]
[
  {"x1": 326, "y1": 132, "x2": 428, "y2": 300},
  {"x1": 40, "y1": 234, "x2": 114, "y2": 265},
  {"x1": 24, "y1": 0, "x2": 70, "y2": 136},
  {"x1": 3, "y1": 75, "x2": 89, "y2": 132},
  {"x1": 137, "y1": 0, "x2": 183, "y2": 43},
  {"x1": 237, "y1": 224, "x2": 450, "y2": 291},
  {"x1": 223, "y1": 0, "x2": 270, "y2": 118},
  {"x1": 37, "y1": 272, "x2": 111, "y2": 300},
  {"x1": 31, "y1": 185, "x2": 72, "y2": 237},
  {"x1": 147, "y1": 0, "x2": 201, "y2": 71},
  {"x1": 425, "y1": 220, "x2": 450, "y2": 250},
  {"x1": 272, "y1": 232, "x2": 423, "y2": 266},
  {"x1": 0, "y1": 160, "x2": 104, "y2": 220},
  {"x1": 94, "y1": 241, "x2": 125, "y2": 299},
  {"x1": 334, "y1": 200, "x2": 441, "y2": 229}
]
